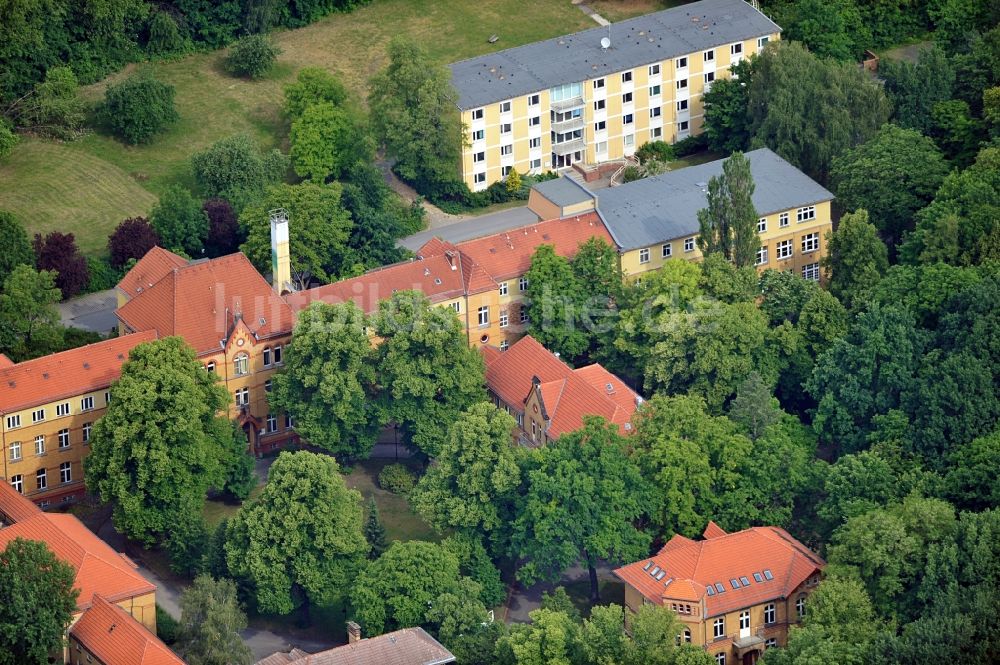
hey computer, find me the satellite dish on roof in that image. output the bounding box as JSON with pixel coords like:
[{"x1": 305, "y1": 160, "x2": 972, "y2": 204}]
[{"x1": 600, "y1": 36, "x2": 611, "y2": 50}]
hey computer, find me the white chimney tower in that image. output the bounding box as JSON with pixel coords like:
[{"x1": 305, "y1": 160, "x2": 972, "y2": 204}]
[{"x1": 269, "y1": 208, "x2": 291, "y2": 294}]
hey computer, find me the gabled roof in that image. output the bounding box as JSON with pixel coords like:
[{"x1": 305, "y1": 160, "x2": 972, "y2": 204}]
[
  {"x1": 450, "y1": 0, "x2": 780, "y2": 109},
  {"x1": 256, "y1": 628, "x2": 454, "y2": 665},
  {"x1": 117, "y1": 247, "x2": 188, "y2": 300},
  {"x1": 484, "y1": 335, "x2": 640, "y2": 437},
  {"x1": 0, "y1": 331, "x2": 157, "y2": 414},
  {"x1": 0, "y1": 511, "x2": 154, "y2": 611},
  {"x1": 0, "y1": 480, "x2": 42, "y2": 524},
  {"x1": 117, "y1": 252, "x2": 294, "y2": 355},
  {"x1": 596, "y1": 148, "x2": 834, "y2": 251},
  {"x1": 70, "y1": 594, "x2": 184, "y2": 665},
  {"x1": 614, "y1": 524, "x2": 825, "y2": 618}
]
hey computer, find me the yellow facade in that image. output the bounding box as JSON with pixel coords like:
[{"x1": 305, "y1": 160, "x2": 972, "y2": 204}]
[{"x1": 459, "y1": 34, "x2": 779, "y2": 190}]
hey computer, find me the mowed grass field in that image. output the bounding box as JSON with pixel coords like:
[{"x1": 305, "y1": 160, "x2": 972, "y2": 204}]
[{"x1": 0, "y1": 0, "x2": 595, "y2": 255}]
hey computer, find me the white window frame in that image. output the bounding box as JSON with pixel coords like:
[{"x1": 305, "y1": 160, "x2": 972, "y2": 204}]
[
  {"x1": 34, "y1": 435, "x2": 45, "y2": 456},
  {"x1": 684, "y1": 237, "x2": 695, "y2": 252},
  {"x1": 649, "y1": 63, "x2": 660, "y2": 76},
  {"x1": 499, "y1": 282, "x2": 508, "y2": 296},
  {"x1": 266, "y1": 413, "x2": 278, "y2": 433},
  {"x1": 796, "y1": 595, "x2": 807, "y2": 618},
  {"x1": 519, "y1": 277, "x2": 529, "y2": 292},
  {"x1": 675, "y1": 56, "x2": 688, "y2": 68},
  {"x1": 662, "y1": 243, "x2": 672, "y2": 258},
  {"x1": 9, "y1": 440, "x2": 21, "y2": 461},
  {"x1": 650, "y1": 107, "x2": 661, "y2": 118},
  {"x1": 10, "y1": 475, "x2": 22, "y2": 494},
  {"x1": 60, "y1": 461, "x2": 72, "y2": 484},
  {"x1": 56, "y1": 403, "x2": 70, "y2": 417},
  {"x1": 593, "y1": 78, "x2": 605, "y2": 89},
  {"x1": 803, "y1": 263, "x2": 821, "y2": 281},
  {"x1": 679, "y1": 120, "x2": 690, "y2": 131},
  {"x1": 36, "y1": 468, "x2": 47, "y2": 490},
  {"x1": 677, "y1": 99, "x2": 688, "y2": 112},
  {"x1": 233, "y1": 353, "x2": 249, "y2": 376},
  {"x1": 731, "y1": 43, "x2": 743, "y2": 55},
  {"x1": 32, "y1": 408, "x2": 45, "y2": 423},
  {"x1": 450, "y1": 301, "x2": 461, "y2": 313},
  {"x1": 472, "y1": 108, "x2": 484, "y2": 120},
  {"x1": 704, "y1": 49, "x2": 715, "y2": 62},
  {"x1": 595, "y1": 120, "x2": 606, "y2": 132},
  {"x1": 764, "y1": 603, "x2": 775, "y2": 625},
  {"x1": 500, "y1": 123, "x2": 512, "y2": 134},
  {"x1": 639, "y1": 248, "x2": 650, "y2": 264},
  {"x1": 756, "y1": 246, "x2": 768, "y2": 266},
  {"x1": 623, "y1": 91, "x2": 633, "y2": 104},
  {"x1": 528, "y1": 93, "x2": 540, "y2": 106},
  {"x1": 81, "y1": 396, "x2": 94, "y2": 412},
  {"x1": 802, "y1": 232, "x2": 820, "y2": 253},
  {"x1": 739, "y1": 611, "x2": 750, "y2": 630},
  {"x1": 499, "y1": 340, "x2": 509, "y2": 351},
  {"x1": 757, "y1": 217, "x2": 767, "y2": 233},
  {"x1": 82, "y1": 422, "x2": 92, "y2": 443},
  {"x1": 263, "y1": 347, "x2": 271, "y2": 366},
  {"x1": 6, "y1": 415, "x2": 20, "y2": 430},
  {"x1": 713, "y1": 617, "x2": 725, "y2": 638},
  {"x1": 621, "y1": 71, "x2": 633, "y2": 83},
  {"x1": 499, "y1": 100, "x2": 511, "y2": 113},
  {"x1": 478, "y1": 306, "x2": 489, "y2": 326},
  {"x1": 500, "y1": 144, "x2": 513, "y2": 156},
  {"x1": 777, "y1": 239, "x2": 793, "y2": 260},
  {"x1": 779, "y1": 212, "x2": 790, "y2": 227},
  {"x1": 499, "y1": 313, "x2": 509, "y2": 328},
  {"x1": 676, "y1": 78, "x2": 688, "y2": 90},
  {"x1": 58, "y1": 429, "x2": 70, "y2": 449},
  {"x1": 471, "y1": 129, "x2": 484, "y2": 142},
  {"x1": 797, "y1": 205, "x2": 816, "y2": 222},
  {"x1": 529, "y1": 137, "x2": 541, "y2": 149}
]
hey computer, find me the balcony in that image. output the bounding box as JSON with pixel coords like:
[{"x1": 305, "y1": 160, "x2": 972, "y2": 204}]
[
  {"x1": 733, "y1": 629, "x2": 766, "y2": 658},
  {"x1": 551, "y1": 137, "x2": 586, "y2": 156},
  {"x1": 550, "y1": 95, "x2": 585, "y2": 113},
  {"x1": 551, "y1": 115, "x2": 585, "y2": 133}
]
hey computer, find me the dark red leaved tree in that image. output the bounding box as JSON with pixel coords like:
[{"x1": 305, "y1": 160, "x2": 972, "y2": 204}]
[
  {"x1": 108, "y1": 217, "x2": 161, "y2": 269},
  {"x1": 33, "y1": 232, "x2": 89, "y2": 299},
  {"x1": 203, "y1": 198, "x2": 241, "y2": 258}
]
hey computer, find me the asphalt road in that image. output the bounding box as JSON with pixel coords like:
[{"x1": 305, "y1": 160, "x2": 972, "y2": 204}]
[{"x1": 56, "y1": 289, "x2": 119, "y2": 334}]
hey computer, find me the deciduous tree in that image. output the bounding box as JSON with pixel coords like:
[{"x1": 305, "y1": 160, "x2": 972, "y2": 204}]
[
  {"x1": 225, "y1": 34, "x2": 280, "y2": 79},
  {"x1": 524, "y1": 245, "x2": 588, "y2": 360},
  {"x1": 226, "y1": 451, "x2": 367, "y2": 616},
  {"x1": 176, "y1": 575, "x2": 252, "y2": 665},
  {"x1": 821, "y1": 209, "x2": 888, "y2": 310},
  {"x1": 151, "y1": 186, "x2": 209, "y2": 257},
  {"x1": 108, "y1": 217, "x2": 160, "y2": 269},
  {"x1": 696, "y1": 151, "x2": 760, "y2": 267},
  {"x1": 880, "y1": 46, "x2": 955, "y2": 134},
  {"x1": 290, "y1": 102, "x2": 372, "y2": 182},
  {"x1": 202, "y1": 198, "x2": 241, "y2": 258},
  {"x1": 727, "y1": 371, "x2": 782, "y2": 440},
  {"x1": 0, "y1": 210, "x2": 34, "y2": 286},
  {"x1": 33, "y1": 231, "x2": 88, "y2": 299},
  {"x1": 0, "y1": 265, "x2": 64, "y2": 361},
  {"x1": 364, "y1": 496, "x2": 388, "y2": 560},
  {"x1": 191, "y1": 134, "x2": 288, "y2": 209},
  {"x1": 283, "y1": 67, "x2": 348, "y2": 119},
  {"x1": 101, "y1": 70, "x2": 179, "y2": 144},
  {"x1": 778, "y1": 0, "x2": 871, "y2": 61}
]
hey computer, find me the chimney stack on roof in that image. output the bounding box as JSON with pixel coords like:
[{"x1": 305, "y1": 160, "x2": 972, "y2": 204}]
[{"x1": 346, "y1": 621, "x2": 362, "y2": 645}]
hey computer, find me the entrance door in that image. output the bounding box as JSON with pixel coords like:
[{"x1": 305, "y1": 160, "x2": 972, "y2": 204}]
[{"x1": 739, "y1": 611, "x2": 750, "y2": 639}]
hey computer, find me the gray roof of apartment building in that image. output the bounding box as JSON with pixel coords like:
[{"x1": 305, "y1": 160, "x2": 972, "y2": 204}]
[
  {"x1": 532, "y1": 176, "x2": 595, "y2": 209},
  {"x1": 596, "y1": 148, "x2": 834, "y2": 251},
  {"x1": 449, "y1": 0, "x2": 780, "y2": 109}
]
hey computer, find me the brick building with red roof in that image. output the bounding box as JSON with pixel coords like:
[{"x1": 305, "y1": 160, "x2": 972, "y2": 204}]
[
  {"x1": 484, "y1": 334, "x2": 641, "y2": 445},
  {"x1": 69, "y1": 595, "x2": 184, "y2": 665},
  {"x1": 614, "y1": 522, "x2": 825, "y2": 665}
]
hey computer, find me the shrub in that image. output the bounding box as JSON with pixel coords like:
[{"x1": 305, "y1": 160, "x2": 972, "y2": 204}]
[
  {"x1": 635, "y1": 140, "x2": 677, "y2": 164},
  {"x1": 378, "y1": 463, "x2": 416, "y2": 494},
  {"x1": 147, "y1": 12, "x2": 187, "y2": 56},
  {"x1": 622, "y1": 165, "x2": 645, "y2": 183},
  {"x1": 156, "y1": 605, "x2": 180, "y2": 644},
  {"x1": 673, "y1": 133, "x2": 709, "y2": 157},
  {"x1": 203, "y1": 199, "x2": 241, "y2": 257},
  {"x1": 505, "y1": 168, "x2": 522, "y2": 194},
  {"x1": 102, "y1": 70, "x2": 178, "y2": 144},
  {"x1": 0, "y1": 120, "x2": 17, "y2": 158},
  {"x1": 225, "y1": 34, "x2": 281, "y2": 79},
  {"x1": 19, "y1": 67, "x2": 86, "y2": 139},
  {"x1": 85, "y1": 257, "x2": 121, "y2": 293},
  {"x1": 191, "y1": 134, "x2": 288, "y2": 208}
]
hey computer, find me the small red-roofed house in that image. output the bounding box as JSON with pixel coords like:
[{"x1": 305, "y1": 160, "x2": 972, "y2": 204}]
[
  {"x1": 69, "y1": 595, "x2": 185, "y2": 665},
  {"x1": 483, "y1": 334, "x2": 641, "y2": 445},
  {"x1": 613, "y1": 523, "x2": 826, "y2": 664}
]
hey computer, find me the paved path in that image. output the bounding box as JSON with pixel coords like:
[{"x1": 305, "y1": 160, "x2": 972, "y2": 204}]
[
  {"x1": 573, "y1": 0, "x2": 610, "y2": 26},
  {"x1": 378, "y1": 161, "x2": 466, "y2": 229},
  {"x1": 504, "y1": 563, "x2": 616, "y2": 623},
  {"x1": 56, "y1": 289, "x2": 118, "y2": 334}
]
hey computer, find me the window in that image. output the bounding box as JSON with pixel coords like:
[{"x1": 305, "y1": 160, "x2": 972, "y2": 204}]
[
  {"x1": 56, "y1": 403, "x2": 70, "y2": 417},
  {"x1": 753, "y1": 572, "x2": 764, "y2": 583},
  {"x1": 596, "y1": 141, "x2": 608, "y2": 153},
  {"x1": 777, "y1": 239, "x2": 793, "y2": 260},
  {"x1": 758, "y1": 36, "x2": 770, "y2": 50},
  {"x1": 797, "y1": 205, "x2": 817, "y2": 222},
  {"x1": 683, "y1": 629, "x2": 691, "y2": 643},
  {"x1": 471, "y1": 129, "x2": 484, "y2": 142},
  {"x1": 58, "y1": 429, "x2": 69, "y2": 449},
  {"x1": 624, "y1": 133, "x2": 635, "y2": 147},
  {"x1": 500, "y1": 313, "x2": 509, "y2": 328},
  {"x1": 500, "y1": 145, "x2": 513, "y2": 156},
  {"x1": 499, "y1": 282, "x2": 508, "y2": 296},
  {"x1": 595, "y1": 120, "x2": 606, "y2": 132},
  {"x1": 662, "y1": 243, "x2": 672, "y2": 258},
  {"x1": 529, "y1": 137, "x2": 541, "y2": 149},
  {"x1": 60, "y1": 461, "x2": 71, "y2": 484},
  {"x1": 802, "y1": 232, "x2": 820, "y2": 253},
  {"x1": 623, "y1": 91, "x2": 633, "y2": 104},
  {"x1": 82, "y1": 422, "x2": 92, "y2": 443},
  {"x1": 594, "y1": 99, "x2": 606, "y2": 111},
  {"x1": 679, "y1": 120, "x2": 689, "y2": 131},
  {"x1": 10, "y1": 475, "x2": 22, "y2": 494},
  {"x1": 274, "y1": 346, "x2": 283, "y2": 365},
  {"x1": 756, "y1": 246, "x2": 768, "y2": 266},
  {"x1": 32, "y1": 408, "x2": 45, "y2": 423},
  {"x1": 500, "y1": 340, "x2": 509, "y2": 351},
  {"x1": 520, "y1": 308, "x2": 529, "y2": 324},
  {"x1": 473, "y1": 151, "x2": 485, "y2": 163},
  {"x1": 266, "y1": 413, "x2": 277, "y2": 433},
  {"x1": 284, "y1": 413, "x2": 295, "y2": 429},
  {"x1": 263, "y1": 347, "x2": 271, "y2": 366},
  {"x1": 684, "y1": 237, "x2": 695, "y2": 252},
  {"x1": 450, "y1": 301, "x2": 461, "y2": 313},
  {"x1": 593, "y1": 78, "x2": 605, "y2": 89},
  {"x1": 474, "y1": 173, "x2": 486, "y2": 185},
  {"x1": 739, "y1": 611, "x2": 750, "y2": 630},
  {"x1": 500, "y1": 100, "x2": 511, "y2": 113},
  {"x1": 36, "y1": 468, "x2": 47, "y2": 490},
  {"x1": 235, "y1": 388, "x2": 249, "y2": 406},
  {"x1": 796, "y1": 595, "x2": 807, "y2": 618},
  {"x1": 264, "y1": 379, "x2": 272, "y2": 392},
  {"x1": 639, "y1": 248, "x2": 650, "y2": 264},
  {"x1": 765, "y1": 638, "x2": 778, "y2": 648},
  {"x1": 704, "y1": 49, "x2": 715, "y2": 62},
  {"x1": 713, "y1": 618, "x2": 725, "y2": 639},
  {"x1": 234, "y1": 353, "x2": 249, "y2": 376},
  {"x1": 81, "y1": 396, "x2": 94, "y2": 412},
  {"x1": 676, "y1": 78, "x2": 688, "y2": 89},
  {"x1": 623, "y1": 113, "x2": 634, "y2": 125},
  {"x1": 519, "y1": 276, "x2": 529, "y2": 292},
  {"x1": 779, "y1": 212, "x2": 790, "y2": 227},
  {"x1": 677, "y1": 99, "x2": 688, "y2": 112},
  {"x1": 500, "y1": 123, "x2": 512, "y2": 134},
  {"x1": 35, "y1": 435, "x2": 44, "y2": 456},
  {"x1": 649, "y1": 63, "x2": 660, "y2": 76},
  {"x1": 715, "y1": 654, "x2": 726, "y2": 665},
  {"x1": 704, "y1": 72, "x2": 716, "y2": 85},
  {"x1": 649, "y1": 84, "x2": 661, "y2": 96},
  {"x1": 472, "y1": 108, "x2": 484, "y2": 120},
  {"x1": 622, "y1": 71, "x2": 632, "y2": 83},
  {"x1": 528, "y1": 93, "x2": 540, "y2": 106},
  {"x1": 803, "y1": 262, "x2": 821, "y2": 281},
  {"x1": 205, "y1": 361, "x2": 216, "y2": 373},
  {"x1": 650, "y1": 107, "x2": 661, "y2": 118},
  {"x1": 9, "y1": 441, "x2": 20, "y2": 461},
  {"x1": 731, "y1": 579, "x2": 741, "y2": 590},
  {"x1": 478, "y1": 306, "x2": 489, "y2": 326},
  {"x1": 529, "y1": 116, "x2": 540, "y2": 127},
  {"x1": 764, "y1": 603, "x2": 776, "y2": 624},
  {"x1": 763, "y1": 569, "x2": 774, "y2": 580},
  {"x1": 732, "y1": 43, "x2": 743, "y2": 55},
  {"x1": 6, "y1": 415, "x2": 20, "y2": 429},
  {"x1": 530, "y1": 158, "x2": 542, "y2": 169},
  {"x1": 757, "y1": 217, "x2": 767, "y2": 233},
  {"x1": 676, "y1": 56, "x2": 688, "y2": 68},
  {"x1": 651, "y1": 127, "x2": 662, "y2": 139}
]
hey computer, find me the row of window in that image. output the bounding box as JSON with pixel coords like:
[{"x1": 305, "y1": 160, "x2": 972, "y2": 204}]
[
  {"x1": 227, "y1": 345, "x2": 283, "y2": 378},
  {"x1": 8, "y1": 423, "x2": 93, "y2": 461},
  {"x1": 9, "y1": 461, "x2": 74, "y2": 494},
  {"x1": 6, "y1": 394, "x2": 107, "y2": 430},
  {"x1": 637, "y1": 237, "x2": 698, "y2": 264},
  {"x1": 754, "y1": 235, "x2": 821, "y2": 265},
  {"x1": 264, "y1": 412, "x2": 294, "y2": 433},
  {"x1": 448, "y1": 301, "x2": 530, "y2": 328},
  {"x1": 709, "y1": 596, "x2": 807, "y2": 643},
  {"x1": 755, "y1": 207, "x2": 818, "y2": 234}
]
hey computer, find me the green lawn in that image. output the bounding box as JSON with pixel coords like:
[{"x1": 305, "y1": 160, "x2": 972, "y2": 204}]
[
  {"x1": 589, "y1": 0, "x2": 689, "y2": 23},
  {"x1": 1, "y1": 0, "x2": 592, "y2": 255},
  {"x1": 344, "y1": 458, "x2": 439, "y2": 543}
]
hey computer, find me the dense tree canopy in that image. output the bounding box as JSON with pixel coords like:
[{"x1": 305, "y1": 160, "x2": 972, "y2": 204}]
[
  {"x1": 175, "y1": 575, "x2": 253, "y2": 665},
  {"x1": 696, "y1": 151, "x2": 760, "y2": 267},
  {"x1": 151, "y1": 185, "x2": 210, "y2": 257},
  {"x1": 108, "y1": 216, "x2": 160, "y2": 269},
  {"x1": 190, "y1": 134, "x2": 288, "y2": 209},
  {"x1": 32, "y1": 231, "x2": 88, "y2": 299},
  {"x1": 0, "y1": 265, "x2": 64, "y2": 361},
  {"x1": 822, "y1": 209, "x2": 889, "y2": 310},
  {"x1": 0, "y1": 211, "x2": 34, "y2": 286},
  {"x1": 290, "y1": 102, "x2": 372, "y2": 183}
]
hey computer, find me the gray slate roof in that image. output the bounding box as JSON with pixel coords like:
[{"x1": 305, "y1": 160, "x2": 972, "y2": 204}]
[
  {"x1": 254, "y1": 628, "x2": 455, "y2": 665},
  {"x1": 596, "y1": 148, "x2": 834, "y2": 251},
  {"x1": 532, "y1": 176, "x2": 595, "y2": 209},
  {"x1": 450, "y1": 0, "x2": 780, "y2": 109}
]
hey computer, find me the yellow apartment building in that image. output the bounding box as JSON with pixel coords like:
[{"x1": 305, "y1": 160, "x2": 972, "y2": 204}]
[
  {"x1": 0, "y1": 332, "x2": 157, "y2": 508},
  {"x1": 615, "y1": 522, "x2": 826, "y2": 665},
  {"x1": 449, "y1": 0, "x2": 781, "y2": 190},
  {"x1": 528, "y1": 148, "x2": 835, "y2": 283}
]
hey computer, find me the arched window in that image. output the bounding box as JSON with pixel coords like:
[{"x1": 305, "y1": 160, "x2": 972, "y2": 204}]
[
  {"x1": 262, "y1": 347, "x2": 271, "y2": 366},
  {"x1": 234, "y1": 353, "x2": 249, "y2": 376}
]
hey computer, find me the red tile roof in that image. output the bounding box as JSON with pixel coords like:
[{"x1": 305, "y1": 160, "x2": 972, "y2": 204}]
[
  {"x1": 70, "y1": 594, "x2": 184, "y2": 665},
  {"x1": 0, "y1": 480, "x2": 42, "y2": 523},
  {"x1": 0, "y1": 331, "x2": 157, "y2": 415},
  {"x1": 0, "y1": 512, "x2": 154, "y2": 610},
  {"x1": 255, "y1": 628, "x2": 454, "y2": 665},
  {"x1": 117, "y1": 247, "x2": 188, "y2": 300},
  {"x1": 117, "y1": 253, "x2": 294, "y2": 355},
  {"x1": 0, "y1": 354, "x2": 14, "y2": 369},
  {"x1": 613, "y1": 525, "x2": 825, "y2": 618},
  {"x1": 484, "y1": 335, "x2": 641, "y2": 438}
]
